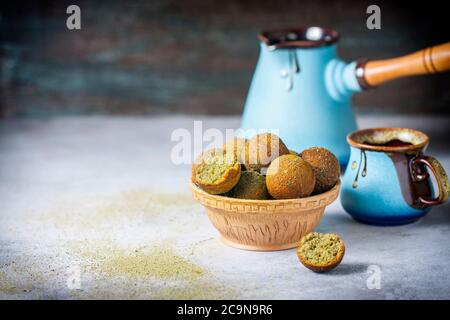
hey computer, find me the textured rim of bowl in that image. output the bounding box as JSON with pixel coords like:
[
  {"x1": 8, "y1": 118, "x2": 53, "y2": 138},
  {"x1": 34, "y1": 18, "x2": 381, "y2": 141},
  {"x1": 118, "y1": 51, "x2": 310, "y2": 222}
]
[{"x1": 190, "y1": 180, "x2": 340, "y2": 213}]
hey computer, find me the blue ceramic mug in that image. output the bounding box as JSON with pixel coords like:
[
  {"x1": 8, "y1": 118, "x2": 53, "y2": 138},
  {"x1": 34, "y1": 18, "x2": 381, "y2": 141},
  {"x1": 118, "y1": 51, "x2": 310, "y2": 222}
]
[{"x1": 341, "y1": 128, "x2": 449, "y2": 225}]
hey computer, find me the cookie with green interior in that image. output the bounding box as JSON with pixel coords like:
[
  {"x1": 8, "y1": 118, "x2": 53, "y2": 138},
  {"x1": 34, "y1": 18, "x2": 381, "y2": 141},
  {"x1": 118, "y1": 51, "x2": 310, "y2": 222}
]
[
  {"x1": 191, "y1": 148, "x2": 220, "y2": 178},
  {"x1": 297, "y1": 232, "x2": 345, "y2": 273},
  {"x1": 192, "y1": 148, "x2": 241, "y2": 195},
  {"x1": 242, "y1": 133, "x2": 289, "y2": 171},
  {"x1": 230, "y1": 171, "x2": 270, "y2": 200},
  {"x1": 265, "y1": 154, "x2": 315, "y2": 199},
  {"x1": 289, "y1": 149, "x2": 299, "y2": 156},
  {"x1": 301, "y1": 147, "x2": 340, "y2": 194}
]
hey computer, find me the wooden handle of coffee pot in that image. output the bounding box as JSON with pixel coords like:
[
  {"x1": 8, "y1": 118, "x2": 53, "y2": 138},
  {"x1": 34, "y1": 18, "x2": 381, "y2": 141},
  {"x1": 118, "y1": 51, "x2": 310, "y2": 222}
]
[{"x1": 357, "y1": 42, "x2": 450, "y2": 88}]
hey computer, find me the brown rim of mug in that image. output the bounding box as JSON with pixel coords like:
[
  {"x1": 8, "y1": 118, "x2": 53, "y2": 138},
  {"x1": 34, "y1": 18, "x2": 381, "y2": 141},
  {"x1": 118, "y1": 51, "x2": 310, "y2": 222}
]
[{"x1": 347, "y1": 128, "x2": 429, "y2": 153}]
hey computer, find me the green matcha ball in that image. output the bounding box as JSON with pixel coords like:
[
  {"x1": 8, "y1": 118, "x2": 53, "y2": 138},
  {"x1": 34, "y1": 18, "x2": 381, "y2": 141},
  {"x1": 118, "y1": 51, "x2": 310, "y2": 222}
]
[{"x1": 230, "y1": 171, "x2": 270, "y2": 200}]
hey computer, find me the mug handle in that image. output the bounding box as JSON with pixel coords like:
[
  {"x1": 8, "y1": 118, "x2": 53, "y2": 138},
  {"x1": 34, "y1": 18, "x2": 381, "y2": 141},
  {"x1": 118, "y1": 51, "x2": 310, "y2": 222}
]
[{"x1": 411, "y1": 155, "x2": 450, "y2": 206}]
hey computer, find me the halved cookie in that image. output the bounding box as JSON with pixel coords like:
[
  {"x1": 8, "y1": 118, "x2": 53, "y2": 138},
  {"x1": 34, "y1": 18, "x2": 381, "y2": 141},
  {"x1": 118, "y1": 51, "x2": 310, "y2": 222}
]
[
  {"x1": 297, "y1": 232, "x2": 345, "y2": 273},
  {"x1": 192, "y1": 148, "x2": 241, "y2": 195}
]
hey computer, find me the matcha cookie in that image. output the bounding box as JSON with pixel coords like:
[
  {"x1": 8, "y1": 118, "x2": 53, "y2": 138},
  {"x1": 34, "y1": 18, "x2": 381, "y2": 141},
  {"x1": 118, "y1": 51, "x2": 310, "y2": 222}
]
[
  {"x1": 265, "y1": 154, "x2": 315, "y2": 199},
  {"x1": 230, "y1": 171, "x2": 270, "y2": 200},
  {"x1": 242, "y1": 133, "x2": 289, "y2": 172},
  {"x1": 192, "y1": 148, "x2": 241, "y2": 195},
  {"x1": 300, "y1": 147, "x2": 340, "y2": 194},
  {"x1": 297, "y1": 232, "x2": 345, "y2": 273}
]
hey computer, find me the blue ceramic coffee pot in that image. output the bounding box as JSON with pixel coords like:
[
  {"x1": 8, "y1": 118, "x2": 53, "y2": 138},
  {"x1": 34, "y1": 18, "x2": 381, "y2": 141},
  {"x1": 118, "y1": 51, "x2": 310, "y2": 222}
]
[{"x1": 240, "y1": 27, "x2": 450, "y2": 168}]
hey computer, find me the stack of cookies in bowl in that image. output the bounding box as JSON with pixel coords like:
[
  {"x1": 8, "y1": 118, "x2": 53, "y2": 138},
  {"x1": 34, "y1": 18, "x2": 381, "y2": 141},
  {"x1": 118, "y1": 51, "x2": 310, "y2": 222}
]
[
  {"x1": 192, "y1": 133, "x2": 340, "y2": 200},
  {"x1": 190, "y1": 133, "x2": 344, "y2": 271}
]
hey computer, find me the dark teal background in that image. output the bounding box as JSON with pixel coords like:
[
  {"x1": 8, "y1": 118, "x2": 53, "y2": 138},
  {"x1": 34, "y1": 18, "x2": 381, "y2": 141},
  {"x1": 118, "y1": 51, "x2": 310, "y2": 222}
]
[{"x1": 1, "y1": 0, "x2": 449, "y2": 118}]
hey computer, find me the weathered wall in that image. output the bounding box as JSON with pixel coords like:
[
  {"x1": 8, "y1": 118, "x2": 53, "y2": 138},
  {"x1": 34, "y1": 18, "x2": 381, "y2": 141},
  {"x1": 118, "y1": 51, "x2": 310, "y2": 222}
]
[{"x1": 1, "y1": 0, "x2": 449, "y2": 117}]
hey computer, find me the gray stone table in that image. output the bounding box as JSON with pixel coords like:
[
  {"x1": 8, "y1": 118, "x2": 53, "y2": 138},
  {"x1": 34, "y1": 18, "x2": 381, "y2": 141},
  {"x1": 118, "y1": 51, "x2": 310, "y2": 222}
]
[{"x1": 0, "y1": 115, "x2": 449, "y2": 299}]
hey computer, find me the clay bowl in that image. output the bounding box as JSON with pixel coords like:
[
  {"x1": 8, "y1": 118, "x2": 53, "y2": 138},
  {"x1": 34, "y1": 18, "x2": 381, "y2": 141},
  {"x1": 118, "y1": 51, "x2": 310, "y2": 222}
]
[{"x1": 189, "y1": 180, "x2": 340, "y2": 251}]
